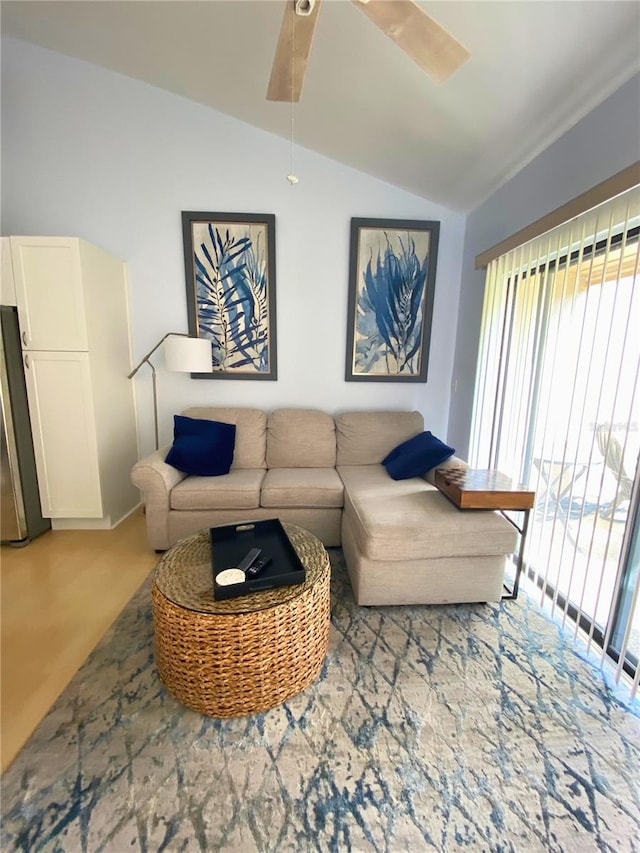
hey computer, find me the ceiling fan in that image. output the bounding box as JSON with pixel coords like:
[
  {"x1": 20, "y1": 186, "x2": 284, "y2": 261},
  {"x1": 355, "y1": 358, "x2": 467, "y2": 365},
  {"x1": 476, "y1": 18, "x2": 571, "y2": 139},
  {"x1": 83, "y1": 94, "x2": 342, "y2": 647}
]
[{"x1": 267, "y1": 0, "x2": 470, "y2": 103}]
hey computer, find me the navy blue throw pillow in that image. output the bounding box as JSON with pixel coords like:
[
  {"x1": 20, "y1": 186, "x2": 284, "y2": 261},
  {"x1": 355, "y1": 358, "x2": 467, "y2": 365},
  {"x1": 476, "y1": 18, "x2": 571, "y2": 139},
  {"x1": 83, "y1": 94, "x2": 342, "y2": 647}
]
[
  {"x1": 382, "y1": 431, "x2": 455, "y2": 481},
  {"x1": 165, "y1": 415, "x2": 236, "y2": 476}
]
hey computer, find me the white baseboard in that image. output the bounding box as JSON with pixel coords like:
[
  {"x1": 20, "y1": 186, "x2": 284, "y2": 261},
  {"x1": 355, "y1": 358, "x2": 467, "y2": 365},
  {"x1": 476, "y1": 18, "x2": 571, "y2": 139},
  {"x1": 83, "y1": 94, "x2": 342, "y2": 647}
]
[{"x1": 51, "y1": 502, "x2": 143, "y2": 531}]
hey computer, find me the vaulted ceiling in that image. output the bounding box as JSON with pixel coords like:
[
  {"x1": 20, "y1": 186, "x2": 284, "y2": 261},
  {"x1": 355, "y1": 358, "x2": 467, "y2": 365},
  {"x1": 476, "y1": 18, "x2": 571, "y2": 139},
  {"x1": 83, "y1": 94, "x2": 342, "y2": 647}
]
[{"x1": 2, "y1": 1, "x2": 639, "y2": 212}]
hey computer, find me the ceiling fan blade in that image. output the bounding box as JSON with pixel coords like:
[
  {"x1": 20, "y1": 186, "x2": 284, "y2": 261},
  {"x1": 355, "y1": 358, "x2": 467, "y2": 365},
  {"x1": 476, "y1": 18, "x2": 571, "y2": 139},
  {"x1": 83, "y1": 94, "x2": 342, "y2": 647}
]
[
  {"x1": 352, "y1": 0, "x2": 470, "y2": 84},
  {"x1": 267, "y1": 0, "x2": 322, "y2": 102}
]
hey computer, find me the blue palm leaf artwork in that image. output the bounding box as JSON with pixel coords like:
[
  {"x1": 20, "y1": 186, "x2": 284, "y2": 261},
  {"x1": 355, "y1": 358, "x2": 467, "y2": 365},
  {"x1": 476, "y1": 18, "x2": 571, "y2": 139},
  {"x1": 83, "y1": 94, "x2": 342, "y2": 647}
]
[
  {"x1": 354, "y1": 230, "x2": 430, "y2": 376},
  {"x1": 193, "y1": 222, "x2": 271, "y2": 373}
]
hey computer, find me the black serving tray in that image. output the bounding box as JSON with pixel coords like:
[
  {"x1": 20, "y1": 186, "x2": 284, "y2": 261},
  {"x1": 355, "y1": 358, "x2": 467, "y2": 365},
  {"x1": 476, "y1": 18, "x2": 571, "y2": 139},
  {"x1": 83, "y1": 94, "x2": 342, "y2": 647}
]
[{"x1": 210, "y1": 518, "x2": 306, "y2": 600}]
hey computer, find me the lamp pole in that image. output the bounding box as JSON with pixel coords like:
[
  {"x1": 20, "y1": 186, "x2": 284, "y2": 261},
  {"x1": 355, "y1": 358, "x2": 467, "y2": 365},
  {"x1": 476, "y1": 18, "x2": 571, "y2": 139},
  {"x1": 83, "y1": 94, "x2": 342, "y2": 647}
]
[{"x1": 128, "y1": 332, "x2": 190, "y2": 451}]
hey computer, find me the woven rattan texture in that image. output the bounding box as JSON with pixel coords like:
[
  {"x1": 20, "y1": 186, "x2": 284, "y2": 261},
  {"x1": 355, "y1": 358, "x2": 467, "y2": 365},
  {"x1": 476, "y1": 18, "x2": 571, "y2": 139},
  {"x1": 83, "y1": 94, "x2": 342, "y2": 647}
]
[
  {"x1": 153, "y1": 523, "x2": 327, "y2": 614},
  {"x1": 151, "y1": 524, "x2": 331, "y2": 717}
]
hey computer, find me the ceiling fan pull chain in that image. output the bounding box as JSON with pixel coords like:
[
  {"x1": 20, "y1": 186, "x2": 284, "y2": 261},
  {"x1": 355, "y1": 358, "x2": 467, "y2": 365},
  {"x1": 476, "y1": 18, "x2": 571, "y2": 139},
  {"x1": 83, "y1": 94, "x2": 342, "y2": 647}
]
[
  {"x1": 288, "y1": 103, "x2": 298, "y2": 185},
  {"x1": 287, "y1": 4, "x2": 299, "y2": 186}
]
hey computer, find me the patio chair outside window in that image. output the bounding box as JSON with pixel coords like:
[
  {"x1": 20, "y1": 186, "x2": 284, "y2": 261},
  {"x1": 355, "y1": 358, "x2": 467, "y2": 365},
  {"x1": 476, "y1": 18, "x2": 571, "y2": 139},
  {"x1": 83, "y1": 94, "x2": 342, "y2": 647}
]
[{"x1": 595, "y1": 424, "x2": 634, "y2": 522}]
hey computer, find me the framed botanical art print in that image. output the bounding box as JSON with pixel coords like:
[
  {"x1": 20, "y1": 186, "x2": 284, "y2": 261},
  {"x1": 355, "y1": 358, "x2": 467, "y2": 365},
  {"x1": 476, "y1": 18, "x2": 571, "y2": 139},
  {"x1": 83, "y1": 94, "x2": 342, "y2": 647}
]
[
  {"x1": 345, "y1": 217, "x2": 440, "y2": 382},
  {"x1": 182, "y1": 211, "x2": 277, "y2": 380}
]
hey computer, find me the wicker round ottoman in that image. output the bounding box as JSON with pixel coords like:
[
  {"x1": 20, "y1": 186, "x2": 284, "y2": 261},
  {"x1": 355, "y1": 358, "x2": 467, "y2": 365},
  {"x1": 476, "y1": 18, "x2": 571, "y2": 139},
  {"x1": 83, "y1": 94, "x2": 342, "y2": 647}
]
[{"x1": 151, "y1": 522, "x2": 331, "y2": 717}]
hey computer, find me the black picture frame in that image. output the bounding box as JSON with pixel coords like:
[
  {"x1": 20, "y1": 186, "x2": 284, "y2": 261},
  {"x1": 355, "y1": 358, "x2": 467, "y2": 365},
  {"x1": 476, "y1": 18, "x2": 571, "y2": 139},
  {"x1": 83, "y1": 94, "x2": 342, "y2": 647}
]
[
  {"x1": 345, "y1": 217, "x2": 440, "y2": 383},
  {"x1": 182, "y1": 211, "x2": 277, "y2": 380}
]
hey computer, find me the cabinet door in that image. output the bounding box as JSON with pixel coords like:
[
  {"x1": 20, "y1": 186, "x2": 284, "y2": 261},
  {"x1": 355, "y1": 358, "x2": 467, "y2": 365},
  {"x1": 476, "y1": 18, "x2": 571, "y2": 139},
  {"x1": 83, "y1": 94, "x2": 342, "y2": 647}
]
[
  {"x1": 10, "y1": 238, "x2": 88, "y2": 351},
  {"x1": 22, "y1": 351, "x2": 102, "y2": 518}
]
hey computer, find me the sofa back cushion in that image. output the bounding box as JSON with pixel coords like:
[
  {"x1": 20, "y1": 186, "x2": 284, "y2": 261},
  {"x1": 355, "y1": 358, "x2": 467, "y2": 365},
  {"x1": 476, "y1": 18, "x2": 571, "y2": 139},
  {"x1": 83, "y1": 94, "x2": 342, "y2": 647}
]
[
  {"x1": 266, "y1": 408, "x2": 337, "y2": 468},
  {"x1": 181, "y1": 407, "x2": 267, "y2": 469},
  {"x1": 335, "y1": 410, "x2": 424, "y2": 465}
]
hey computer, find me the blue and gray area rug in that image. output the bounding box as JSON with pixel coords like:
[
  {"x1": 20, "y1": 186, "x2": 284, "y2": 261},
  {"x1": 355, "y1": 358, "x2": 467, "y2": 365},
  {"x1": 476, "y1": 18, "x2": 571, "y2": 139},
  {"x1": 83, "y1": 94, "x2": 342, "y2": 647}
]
[{"x1": 2, "y1": 550, "x2": 639, "y2": 852}]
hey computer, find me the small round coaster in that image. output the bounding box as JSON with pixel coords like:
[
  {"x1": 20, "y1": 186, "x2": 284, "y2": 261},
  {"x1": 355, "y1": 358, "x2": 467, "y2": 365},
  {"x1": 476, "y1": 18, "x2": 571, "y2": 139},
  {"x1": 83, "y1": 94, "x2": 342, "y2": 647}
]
[{"x1": 215, "y1": 568, "x2": 245, "y2": 586}]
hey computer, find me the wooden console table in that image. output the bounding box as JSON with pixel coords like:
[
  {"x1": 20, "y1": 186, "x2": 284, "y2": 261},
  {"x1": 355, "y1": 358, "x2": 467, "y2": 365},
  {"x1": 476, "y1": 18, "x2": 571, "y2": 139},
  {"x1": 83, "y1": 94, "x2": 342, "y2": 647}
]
[{"x1": 434, "y1": 467, "x2": 535, "y2": 600}]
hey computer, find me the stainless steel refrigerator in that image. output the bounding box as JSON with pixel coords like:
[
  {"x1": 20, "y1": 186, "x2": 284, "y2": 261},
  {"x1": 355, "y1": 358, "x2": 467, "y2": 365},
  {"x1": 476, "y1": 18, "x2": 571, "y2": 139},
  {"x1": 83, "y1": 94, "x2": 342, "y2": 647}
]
[{"x1": 0, "y1": 305, "x2": 50, "y2": 544}]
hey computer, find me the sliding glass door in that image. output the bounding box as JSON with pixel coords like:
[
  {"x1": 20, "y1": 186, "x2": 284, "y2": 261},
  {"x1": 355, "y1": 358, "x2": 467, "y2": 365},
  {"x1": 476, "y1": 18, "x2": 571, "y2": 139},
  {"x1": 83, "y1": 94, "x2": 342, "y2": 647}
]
[{"x1": 470, "y1": 187, "x2": 640, "y2": 696}]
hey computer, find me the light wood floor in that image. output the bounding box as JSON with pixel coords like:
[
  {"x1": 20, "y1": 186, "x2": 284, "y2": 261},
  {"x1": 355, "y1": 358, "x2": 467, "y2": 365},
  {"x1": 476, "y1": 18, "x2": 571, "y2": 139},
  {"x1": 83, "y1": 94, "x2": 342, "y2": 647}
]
[{"x1": 0, "y1": 508, "x2": 158, "y2": 772}]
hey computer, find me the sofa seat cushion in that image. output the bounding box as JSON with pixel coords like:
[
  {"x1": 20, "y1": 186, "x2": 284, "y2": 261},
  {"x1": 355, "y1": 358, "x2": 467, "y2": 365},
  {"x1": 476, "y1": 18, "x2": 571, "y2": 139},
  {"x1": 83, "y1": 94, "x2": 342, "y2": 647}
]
[
  {"x1": 170, "y1": 469, "x2": 265, "y2": 511},
  {"x1": 267, "y1": 409, "x2": 337, "y2": 468},
  {"x1": 338, "y1": 465, "x2": 518, "y2": 561},
  {"x1": 261, "y1": 468, "x2": 344, "y2": 508}
]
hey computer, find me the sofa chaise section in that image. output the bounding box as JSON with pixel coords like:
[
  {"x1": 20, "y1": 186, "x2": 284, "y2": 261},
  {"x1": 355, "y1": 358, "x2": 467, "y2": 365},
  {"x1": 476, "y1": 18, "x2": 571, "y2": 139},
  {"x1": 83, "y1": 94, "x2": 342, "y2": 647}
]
[
  {"x1": 334, "y1": 411, "x2": 519, "y2": 605},
  {"x1": 339, "y1": 466, "x2": 517, "y2": 604}
]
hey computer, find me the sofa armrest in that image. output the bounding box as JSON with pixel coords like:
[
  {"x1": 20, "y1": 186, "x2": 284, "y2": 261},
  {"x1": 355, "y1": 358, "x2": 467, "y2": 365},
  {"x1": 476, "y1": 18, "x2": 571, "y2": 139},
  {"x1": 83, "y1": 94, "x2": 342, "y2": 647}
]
[
  {"x1": 131, "y1": 447, "x2": 188, "y2": 549},
  {"x1": 131, "y1": 446, "x2": 188, "y2": 499},
  {"x1": 423, "y1": 454, "x2": 468, "y2": 486}
]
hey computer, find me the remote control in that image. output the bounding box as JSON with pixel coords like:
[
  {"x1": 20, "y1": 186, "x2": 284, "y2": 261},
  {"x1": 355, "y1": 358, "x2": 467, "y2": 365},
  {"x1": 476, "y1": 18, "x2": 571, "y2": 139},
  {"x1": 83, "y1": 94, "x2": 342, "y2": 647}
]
[
  {"x1": 245, "y1": 555, "x2": 272, "y2": 579},
  {"x1": 237, "y1": 547, "x2": 262, "y2": 572}
]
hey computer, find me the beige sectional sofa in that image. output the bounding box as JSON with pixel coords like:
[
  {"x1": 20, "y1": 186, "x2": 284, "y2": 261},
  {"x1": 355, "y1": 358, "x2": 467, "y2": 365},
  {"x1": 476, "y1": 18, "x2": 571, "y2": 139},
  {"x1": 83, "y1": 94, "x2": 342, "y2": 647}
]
[{"x1": 131, "y1": 407, "x2": 518, "y2": 605}]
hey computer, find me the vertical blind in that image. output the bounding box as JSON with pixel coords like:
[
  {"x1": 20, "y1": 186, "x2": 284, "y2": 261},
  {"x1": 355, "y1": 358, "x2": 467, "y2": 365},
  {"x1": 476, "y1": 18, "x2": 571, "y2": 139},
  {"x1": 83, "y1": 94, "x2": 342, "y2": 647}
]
[{"x1": 470, "y1": 186, "x2": 640, "y2": 698}]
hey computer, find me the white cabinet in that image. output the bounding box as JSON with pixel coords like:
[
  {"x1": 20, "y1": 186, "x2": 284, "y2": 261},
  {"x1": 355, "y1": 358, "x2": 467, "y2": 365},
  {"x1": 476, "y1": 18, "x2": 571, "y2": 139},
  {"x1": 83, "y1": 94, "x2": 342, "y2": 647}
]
[
  {"x1": 22, "y1": 351, "x2": 102, "y2": 517},
  {"x1": 11, "y1": 238, "x2": 87, "y2": 350},
  {"x1": 9, "y1": 236, "x2": 140, "y2": 528}
]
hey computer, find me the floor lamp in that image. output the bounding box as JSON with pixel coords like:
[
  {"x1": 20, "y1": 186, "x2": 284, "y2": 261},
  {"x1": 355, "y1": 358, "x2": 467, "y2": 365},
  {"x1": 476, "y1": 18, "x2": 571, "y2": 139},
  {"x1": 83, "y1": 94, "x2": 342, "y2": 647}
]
[{"x1": 128, "y1": 332, "x2": 212, "y2": 450}]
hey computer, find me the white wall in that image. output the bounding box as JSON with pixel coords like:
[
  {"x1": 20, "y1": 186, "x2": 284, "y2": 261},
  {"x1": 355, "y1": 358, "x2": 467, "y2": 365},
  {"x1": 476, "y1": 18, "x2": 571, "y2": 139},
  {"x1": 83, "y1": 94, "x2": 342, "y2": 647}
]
[
  {"x1": 1, "y1": 37, "x2": 466, "y2": 457},
  {"x1": 449, "y1": 73, "x2": 640, "y2": 458}
]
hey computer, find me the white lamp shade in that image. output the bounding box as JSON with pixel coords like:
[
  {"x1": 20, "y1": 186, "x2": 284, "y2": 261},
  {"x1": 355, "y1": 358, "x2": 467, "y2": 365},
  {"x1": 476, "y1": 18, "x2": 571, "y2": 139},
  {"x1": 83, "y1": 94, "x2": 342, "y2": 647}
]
[{"x1": 164, "y1": 335, "x2": 212, "y2": 373}]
